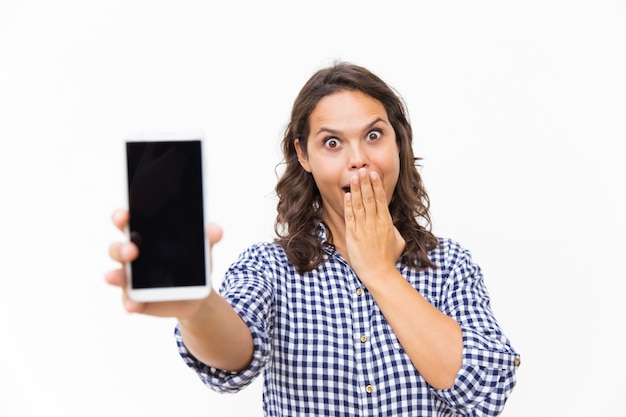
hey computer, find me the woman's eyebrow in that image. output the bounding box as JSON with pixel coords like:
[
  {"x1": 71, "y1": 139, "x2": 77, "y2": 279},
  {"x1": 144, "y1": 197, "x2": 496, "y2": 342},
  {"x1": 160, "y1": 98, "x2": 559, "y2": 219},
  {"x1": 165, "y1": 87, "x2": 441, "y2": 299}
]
[
  {"x1": 314, "y1": 117, "x2": 389, "y2": 137},
  {"x1": 363, "y1": 117, "x2": 388, "y2": 131},
  {"x1": 314, "y1": 126, "x2": 341, "y2": 136}
]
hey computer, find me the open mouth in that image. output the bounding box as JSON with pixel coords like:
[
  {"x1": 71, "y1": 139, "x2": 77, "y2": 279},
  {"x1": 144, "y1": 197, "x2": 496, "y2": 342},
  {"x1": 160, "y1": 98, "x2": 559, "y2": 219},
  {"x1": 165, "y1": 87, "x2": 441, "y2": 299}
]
[{"x1": 342, "y1": 186, "x2": 350, "y2": 194}]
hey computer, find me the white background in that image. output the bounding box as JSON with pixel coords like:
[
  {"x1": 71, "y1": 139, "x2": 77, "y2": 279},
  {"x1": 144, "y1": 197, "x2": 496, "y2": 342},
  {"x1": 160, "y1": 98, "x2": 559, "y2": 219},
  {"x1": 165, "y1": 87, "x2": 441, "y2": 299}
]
[{"x1": 1, "y1": 1, "x2": 625, "y2": 415}]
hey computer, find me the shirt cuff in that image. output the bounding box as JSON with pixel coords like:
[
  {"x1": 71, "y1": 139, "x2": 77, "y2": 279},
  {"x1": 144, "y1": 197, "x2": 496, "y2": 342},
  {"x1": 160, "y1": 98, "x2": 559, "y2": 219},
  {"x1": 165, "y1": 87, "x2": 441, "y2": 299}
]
[
  {"x1": 433, "y1": 329, "x2": 520, "y2": 415},
  {"x1": 174, "y1": 319, "x2": 270, "y2": 394}
]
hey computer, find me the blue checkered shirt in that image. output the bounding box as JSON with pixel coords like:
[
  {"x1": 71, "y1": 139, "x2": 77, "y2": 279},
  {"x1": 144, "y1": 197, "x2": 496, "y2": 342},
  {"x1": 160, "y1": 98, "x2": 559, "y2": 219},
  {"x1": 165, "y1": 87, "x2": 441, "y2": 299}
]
[{"x1": 175, "y1": 225, "x2": 520, "y2": 416}]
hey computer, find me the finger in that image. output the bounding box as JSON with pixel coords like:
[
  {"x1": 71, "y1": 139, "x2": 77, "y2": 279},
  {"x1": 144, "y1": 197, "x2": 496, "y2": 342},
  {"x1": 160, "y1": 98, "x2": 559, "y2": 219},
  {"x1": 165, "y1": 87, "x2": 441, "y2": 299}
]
[
  {"x1": 109, "y1": 241, "x2": 139, "y2": 263},
  {"x1": 206, "y1": 222, "x2": 223, "y2": 247},
  {"x1": 358, "y1": 168, "x2": 376, "y2": 214},
  {"x1": 344, "y1": 190, "x2": 355, "y2": 229},
  {"x1": 349, "y1": 173, "x2": 365, "y2": 221},
  {"x1": 112, "y1": 208, "x2": 129, "y2": 232},
  {"x1": 105, "y1": 267, "x2": 145, "y2": 314},
  {"x1": 369, "y1": 171, "x2": 389, "y2": 218},
  {"x1": 104, "y1": 267, "x2": 127, "y2": 288},
  {"x1": 122, "y1": 291, "x2": 145, "y2": 314}
]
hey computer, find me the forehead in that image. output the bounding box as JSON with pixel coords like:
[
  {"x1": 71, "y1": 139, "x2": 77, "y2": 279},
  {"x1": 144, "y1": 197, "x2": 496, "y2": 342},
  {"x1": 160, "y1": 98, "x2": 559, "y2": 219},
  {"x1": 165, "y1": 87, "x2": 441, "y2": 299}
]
[{"x1": 309, "y1": 90, "x2": 389, "y2": 129}]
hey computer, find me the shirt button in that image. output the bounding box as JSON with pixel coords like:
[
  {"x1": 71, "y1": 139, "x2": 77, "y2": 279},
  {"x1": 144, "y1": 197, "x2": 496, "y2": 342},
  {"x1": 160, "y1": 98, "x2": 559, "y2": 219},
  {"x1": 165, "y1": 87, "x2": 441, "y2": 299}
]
[
  {"x1": 365, "y1": 385, "x2": 374, "y2": 393},
  {"x1": 514, "y1": 357, "x2": 521, "y2": 367},
  {"x1": 360, "y1": 335, "x2": 367, "y2": 343},
  {"x1": 356, "y1": 288, "x2": 363, "y2": 296}
]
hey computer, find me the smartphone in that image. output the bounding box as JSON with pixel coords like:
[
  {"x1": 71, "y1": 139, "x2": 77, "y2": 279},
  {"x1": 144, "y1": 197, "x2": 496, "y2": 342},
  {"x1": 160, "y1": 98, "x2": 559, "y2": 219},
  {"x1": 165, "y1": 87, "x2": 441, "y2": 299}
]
[{"x1": 124, "y1": 135, "x2": 211, "y2": 302}]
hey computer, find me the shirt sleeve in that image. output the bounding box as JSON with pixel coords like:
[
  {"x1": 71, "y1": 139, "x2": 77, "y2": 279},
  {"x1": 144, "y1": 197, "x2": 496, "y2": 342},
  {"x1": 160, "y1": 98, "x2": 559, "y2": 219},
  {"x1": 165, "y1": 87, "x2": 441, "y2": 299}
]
[
  {"x1": 432, "y1": 241, "x2": 520, "y2": 416},
  {"x1": 175, "y1": 244, "x2": 275, "y2": 393}
]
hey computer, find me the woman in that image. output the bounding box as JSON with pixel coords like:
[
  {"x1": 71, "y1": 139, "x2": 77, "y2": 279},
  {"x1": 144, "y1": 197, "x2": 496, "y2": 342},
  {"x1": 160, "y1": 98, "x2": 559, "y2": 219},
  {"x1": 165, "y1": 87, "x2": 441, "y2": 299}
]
[{"x1": 107, "y1": 62, "x2": 520, "y2": 416}]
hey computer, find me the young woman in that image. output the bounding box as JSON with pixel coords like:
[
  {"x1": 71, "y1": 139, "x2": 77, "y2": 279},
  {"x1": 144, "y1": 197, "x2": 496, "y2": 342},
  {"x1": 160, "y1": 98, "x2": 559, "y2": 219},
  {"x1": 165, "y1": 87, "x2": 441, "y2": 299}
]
[{"x1": 107, "y1": 62, "x2": 520, "y2": 416}]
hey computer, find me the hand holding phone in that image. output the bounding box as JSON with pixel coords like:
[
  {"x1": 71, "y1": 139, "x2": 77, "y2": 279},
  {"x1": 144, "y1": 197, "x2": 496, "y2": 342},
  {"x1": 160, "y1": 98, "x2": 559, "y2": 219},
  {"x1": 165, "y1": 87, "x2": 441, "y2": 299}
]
[{"x1": 124, "y1": 136, "x2": 211, "y2": 302}]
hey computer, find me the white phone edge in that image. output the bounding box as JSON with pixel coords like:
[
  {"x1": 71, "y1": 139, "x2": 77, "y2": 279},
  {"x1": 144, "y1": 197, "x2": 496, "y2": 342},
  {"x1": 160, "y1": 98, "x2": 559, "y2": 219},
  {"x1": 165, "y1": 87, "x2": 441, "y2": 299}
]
[{"x1": 123, "y1": 131, "x2": 212, "y2": 302}]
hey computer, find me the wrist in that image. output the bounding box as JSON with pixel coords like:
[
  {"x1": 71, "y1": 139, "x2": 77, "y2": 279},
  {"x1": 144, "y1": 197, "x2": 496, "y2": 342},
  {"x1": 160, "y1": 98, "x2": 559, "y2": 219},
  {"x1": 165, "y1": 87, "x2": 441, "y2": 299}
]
[
  {"x1": 357, "y1": 265, "x2": 402, "y2": 292},
  {"x1": 177, "y1": 290, "x2": 216, "y2": 329}
]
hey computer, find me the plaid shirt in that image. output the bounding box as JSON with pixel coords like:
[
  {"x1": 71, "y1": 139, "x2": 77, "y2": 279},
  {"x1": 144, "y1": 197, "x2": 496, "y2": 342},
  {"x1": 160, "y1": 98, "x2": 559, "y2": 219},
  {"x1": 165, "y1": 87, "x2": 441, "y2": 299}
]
[{"x1": 176, "y1": 224, "x2": 520, "y2": 416}]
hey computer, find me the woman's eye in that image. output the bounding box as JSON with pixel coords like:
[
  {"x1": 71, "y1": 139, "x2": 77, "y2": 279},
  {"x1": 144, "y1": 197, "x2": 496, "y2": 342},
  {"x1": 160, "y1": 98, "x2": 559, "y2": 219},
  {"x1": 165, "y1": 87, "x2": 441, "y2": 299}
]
[
  {"x1": 367, "y1": 130, "x2": 382, "y2": 141},
  {"x1": 324, "y1": 138, "x2": 340, "y2": 149}
]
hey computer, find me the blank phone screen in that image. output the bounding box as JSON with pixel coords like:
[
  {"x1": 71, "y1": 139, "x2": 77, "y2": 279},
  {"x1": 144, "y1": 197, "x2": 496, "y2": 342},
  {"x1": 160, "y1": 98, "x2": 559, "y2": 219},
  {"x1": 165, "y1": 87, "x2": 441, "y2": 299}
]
[{"x1": 126, "y1": 140, "x2": 206, "y2": 289}]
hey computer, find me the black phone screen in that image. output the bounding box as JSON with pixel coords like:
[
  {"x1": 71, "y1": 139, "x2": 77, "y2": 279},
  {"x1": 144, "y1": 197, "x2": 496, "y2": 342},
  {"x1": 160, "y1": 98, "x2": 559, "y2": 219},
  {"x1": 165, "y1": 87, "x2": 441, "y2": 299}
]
[{"x1": 126, "y1": 140, "x2": 206, "y2": 289}]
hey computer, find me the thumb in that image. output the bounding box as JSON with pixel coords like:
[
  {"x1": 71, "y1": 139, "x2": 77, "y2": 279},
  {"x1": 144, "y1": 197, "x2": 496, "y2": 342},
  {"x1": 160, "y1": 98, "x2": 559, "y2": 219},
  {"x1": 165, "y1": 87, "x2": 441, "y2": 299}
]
[{"x1": 206, "y1": 222, "x2": 223, "y2": 247}]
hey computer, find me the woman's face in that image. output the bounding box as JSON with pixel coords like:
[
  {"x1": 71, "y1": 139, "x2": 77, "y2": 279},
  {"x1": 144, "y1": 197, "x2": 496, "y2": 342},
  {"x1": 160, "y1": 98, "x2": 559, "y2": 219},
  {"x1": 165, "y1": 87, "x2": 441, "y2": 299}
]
[{"x1": 295, "y1": 90, "x2": 400, "y2": 225}]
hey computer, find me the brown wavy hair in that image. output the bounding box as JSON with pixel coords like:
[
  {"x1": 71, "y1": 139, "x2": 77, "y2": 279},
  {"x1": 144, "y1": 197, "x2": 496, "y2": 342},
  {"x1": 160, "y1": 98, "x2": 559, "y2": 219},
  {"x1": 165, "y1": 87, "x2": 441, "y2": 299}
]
[{"x1": 274, "y1": 62, "x2": 438, "y2": 273}]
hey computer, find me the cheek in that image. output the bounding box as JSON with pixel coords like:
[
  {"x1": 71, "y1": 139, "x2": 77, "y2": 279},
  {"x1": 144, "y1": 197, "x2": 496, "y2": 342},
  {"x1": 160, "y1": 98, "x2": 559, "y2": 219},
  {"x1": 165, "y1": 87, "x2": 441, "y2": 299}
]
[
  {"x1": 308, "y1": 164, "x2": 334, "y2": 190},
  {"x1": 386, "y1": 176, "x2": 399, "y2": 200},
  {"x1": 310, "y1": 158, "x2": 341, "y2": 181},
  {"x1": 384, "y1": 156, "x2": 401, "y2": 198}
]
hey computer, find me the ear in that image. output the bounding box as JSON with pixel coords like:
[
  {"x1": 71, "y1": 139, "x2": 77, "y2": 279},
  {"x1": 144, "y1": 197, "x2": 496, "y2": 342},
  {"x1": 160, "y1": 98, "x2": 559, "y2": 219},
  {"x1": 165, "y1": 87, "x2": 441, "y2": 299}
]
[{"x1": 294, "y1": 139, "x2": 312, "y2": 173}]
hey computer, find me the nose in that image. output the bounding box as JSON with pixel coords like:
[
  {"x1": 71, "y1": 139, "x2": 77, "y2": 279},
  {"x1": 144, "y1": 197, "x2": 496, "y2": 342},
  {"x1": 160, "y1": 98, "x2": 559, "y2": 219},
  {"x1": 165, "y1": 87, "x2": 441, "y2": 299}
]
[{"x1": 348, "y1": 143, "x2": 369, "y2": 170}]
